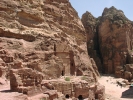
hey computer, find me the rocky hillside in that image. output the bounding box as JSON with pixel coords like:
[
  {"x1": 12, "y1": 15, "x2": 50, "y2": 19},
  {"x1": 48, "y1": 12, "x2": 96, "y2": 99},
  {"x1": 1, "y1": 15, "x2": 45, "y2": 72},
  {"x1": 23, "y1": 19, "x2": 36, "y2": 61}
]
[
  {"x1": 0, "y1": 0, "x2": 100, "y2": 83},
  {"x1": 82, "y1": 6, "x2": 133, "y2": 81},
  {"x1": 0, "y1": 0, "x2": 105, "y2": 99}
]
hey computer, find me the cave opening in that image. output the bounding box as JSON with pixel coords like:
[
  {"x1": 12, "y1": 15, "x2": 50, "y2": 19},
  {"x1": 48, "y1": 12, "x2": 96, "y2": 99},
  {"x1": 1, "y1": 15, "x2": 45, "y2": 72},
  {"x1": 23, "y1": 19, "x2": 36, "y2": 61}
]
[
  {"x1": 61, "y1": 70, "x2": 64, "y2": 76},
  {"x1": 0, "y1": 70, "x2": 2, "y2": 77},
  {"x1": 65, "y1": 94, "x2": 69, "y2": 99},
  {"x1": 78, "y1": 95, "x2": 83, "y2": 100},
  {"x1": 95, "y1": 94, "x2": 98, "y2": 99},
  {"x1": 23, "y1": 91, "x2": 27, "y2": 95}
]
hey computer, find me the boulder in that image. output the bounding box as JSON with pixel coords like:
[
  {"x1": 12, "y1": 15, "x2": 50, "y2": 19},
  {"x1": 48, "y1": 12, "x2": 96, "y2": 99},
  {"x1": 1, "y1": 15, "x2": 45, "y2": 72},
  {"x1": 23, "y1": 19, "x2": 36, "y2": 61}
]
[{"x1": 44, "y1": 90, "x2": 58, "y2": 100}]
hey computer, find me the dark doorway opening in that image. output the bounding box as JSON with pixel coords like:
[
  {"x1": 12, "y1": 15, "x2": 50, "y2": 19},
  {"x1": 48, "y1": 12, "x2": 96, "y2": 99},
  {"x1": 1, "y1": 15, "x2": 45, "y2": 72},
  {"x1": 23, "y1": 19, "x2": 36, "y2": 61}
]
[
  {"x1": 54, "y1": 44, "x2": 56, "y2": 52},
  {"x1": 61, "y1": 71, "x2": 64, "y2": 76},
  {"x1": 71, "y1": 62, "x2": 73, "y2": 66},
  {"x1": 23, "y1": 91, "x2": 27, "y2": 95},
  {"x1": 78, "y1": 95, "x2": 83, "y2": 100},
  {"x1": 0, "y1": 70, "x2": 2, "y2": 77},
  {"x1": 95, "y1": 94, "x2": 98, "y2": 99},
  {"x1": 65, "y1": 94, "x2": 69, "y2": 99},
  {"x1": 54, "y1": 44, "x2": 56, "y2": 56}
]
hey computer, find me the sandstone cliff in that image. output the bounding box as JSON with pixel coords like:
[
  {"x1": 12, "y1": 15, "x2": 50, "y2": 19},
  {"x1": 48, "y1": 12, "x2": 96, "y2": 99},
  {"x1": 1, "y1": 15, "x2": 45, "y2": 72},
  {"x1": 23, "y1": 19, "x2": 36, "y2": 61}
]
[
  {"x1": 82, "y1": 6, "x2": 133, "y2": 81},
  {"x1": 82, "y1": 11, "x2": 102, "y2": 72},
  {"x1": 0, "y1": 0, "x2": 100, "y2": 79},
  {"x1": 0, "y1": 0, "x2": 102, "y2": 99}
]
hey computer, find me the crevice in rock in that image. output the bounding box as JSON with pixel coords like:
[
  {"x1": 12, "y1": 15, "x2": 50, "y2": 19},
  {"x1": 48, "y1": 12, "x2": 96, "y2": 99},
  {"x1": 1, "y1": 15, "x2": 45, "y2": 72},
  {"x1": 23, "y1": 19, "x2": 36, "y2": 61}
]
[
  {"x1": 81, "y1": 11, "x2": 103, "y2": 73},
  {"x1": 82, "y1": 6, "x2": 133, "y2": 80}
]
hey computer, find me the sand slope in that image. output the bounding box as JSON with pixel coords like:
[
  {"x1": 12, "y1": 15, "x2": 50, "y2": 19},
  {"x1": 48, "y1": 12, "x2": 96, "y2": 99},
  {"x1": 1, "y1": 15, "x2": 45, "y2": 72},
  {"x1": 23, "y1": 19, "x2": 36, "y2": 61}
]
[{"x1": 98, "y1": 75, "x2": 133, "y2": 100}]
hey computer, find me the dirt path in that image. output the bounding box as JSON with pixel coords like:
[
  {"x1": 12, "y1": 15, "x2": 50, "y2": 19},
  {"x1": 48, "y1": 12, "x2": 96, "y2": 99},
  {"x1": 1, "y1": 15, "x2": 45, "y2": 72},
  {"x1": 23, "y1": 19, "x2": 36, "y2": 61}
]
[
  {"x1": 0, "y1": 81, "x2": 26, "y2": 100},
  {"x1": 98, "y1": 75, "x2": 132, "y2": 100}
]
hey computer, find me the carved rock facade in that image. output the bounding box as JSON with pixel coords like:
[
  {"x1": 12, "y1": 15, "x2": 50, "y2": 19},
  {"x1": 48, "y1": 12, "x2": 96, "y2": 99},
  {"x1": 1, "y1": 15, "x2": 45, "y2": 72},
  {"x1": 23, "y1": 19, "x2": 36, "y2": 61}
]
[{"x1": 0, "y1": 0, "x2": 104, "y2": 99}]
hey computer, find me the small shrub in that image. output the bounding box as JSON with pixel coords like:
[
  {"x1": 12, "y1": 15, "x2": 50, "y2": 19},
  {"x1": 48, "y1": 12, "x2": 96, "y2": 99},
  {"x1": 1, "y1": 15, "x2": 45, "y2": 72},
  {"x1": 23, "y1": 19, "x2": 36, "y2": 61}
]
[
  {"x1": 81, "y1": 76, "x2": 87, "y2": 80},
  {"x1": 65, "y1": 77, "x2": 70, "y2": 81},
  {"x1": 40, "y1": 98, "x2": 46, "y2": 100}
]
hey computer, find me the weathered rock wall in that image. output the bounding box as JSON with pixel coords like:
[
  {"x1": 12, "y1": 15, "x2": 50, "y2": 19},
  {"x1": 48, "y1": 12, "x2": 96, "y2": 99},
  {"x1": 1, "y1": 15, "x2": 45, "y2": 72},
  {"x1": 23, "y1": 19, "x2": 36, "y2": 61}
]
[
  {"x1": 0, "y1": 1, "x2": 103, "y2": 99},
  {"x1": 98, "y1": 7, "x2": 133, "y2": 74},
  {"x1": 0, "y1": 0, "x2": 100, "y2": 80},
  {"x1": 44, "y1": 80, "x2": 105, "y2": 100},
  {"x1": 82, "y1": 6, "x2": 133, "y2": 80},
  {"x1": 82, "y1": 11, "x2": 102, "y2": 72},
  {"x1": 10, "y1": 67, "x2": 105, "y2": 100}
]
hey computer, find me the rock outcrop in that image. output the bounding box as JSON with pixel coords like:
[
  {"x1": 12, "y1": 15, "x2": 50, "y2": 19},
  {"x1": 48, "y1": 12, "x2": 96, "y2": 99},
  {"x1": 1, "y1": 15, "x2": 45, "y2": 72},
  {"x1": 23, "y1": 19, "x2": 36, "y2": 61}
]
[
  {"x1": 82, "y1": 6, "x2": 133, "y2": 80},
  {"x1": 98, "y1": 7, "x2": 133, "y2": 74},
  {"x1": 82, "y1": 11, "x2": 102, "y2": 72},
  {"x1": 0, "y1": 0, "x2": 103, "y2": 99},
  {"x1": 42, "y1": 79, "x2": 105, "y2": 100},
  {"x1": 9, "y1": 67, "x2": 105, "y2": 100},
  {"x1": 0, "y1": 0, "x2": 99, "y2": 79}
]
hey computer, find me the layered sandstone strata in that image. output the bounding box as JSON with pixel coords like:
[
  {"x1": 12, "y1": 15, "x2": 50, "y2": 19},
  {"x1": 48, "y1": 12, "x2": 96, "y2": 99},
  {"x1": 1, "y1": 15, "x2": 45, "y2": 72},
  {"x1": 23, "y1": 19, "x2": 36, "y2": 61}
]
[
  {"x1": 0, "y1": 0, "x2": 103, "y2": 99},
  {"x1": 0, "y1": 0, "x2": 99, "y2": 79}
]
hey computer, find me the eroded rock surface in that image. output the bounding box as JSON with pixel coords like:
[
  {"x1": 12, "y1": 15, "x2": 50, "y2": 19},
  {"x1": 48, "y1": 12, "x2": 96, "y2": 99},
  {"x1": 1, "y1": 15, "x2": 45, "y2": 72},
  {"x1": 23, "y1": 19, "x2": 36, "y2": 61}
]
[
  {"x1": 0, "y1": 0, "x2": 103, "y2": 99},
  {"x1": 0, "y1": 0, "x2": 99, "y2": 80},
  {"x1": 98, "y1": 7, "x2": 133, "y2": 75},
  {"x1": 10, "y1": 67, "x2": 105, "y2": 100},
  {"x1": 82, "y1": 6, "x2": 133, "y2": 81},
  {"x1": 82, "y1": 11, "x2": 103, "y2": 73}
]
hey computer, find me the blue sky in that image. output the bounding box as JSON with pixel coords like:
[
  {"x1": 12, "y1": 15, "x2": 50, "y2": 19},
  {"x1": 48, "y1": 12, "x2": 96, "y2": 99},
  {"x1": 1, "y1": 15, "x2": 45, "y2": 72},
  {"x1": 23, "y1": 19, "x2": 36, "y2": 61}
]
[{"x1": 69, "y1": 0, "x2": 133, "y2": 21}]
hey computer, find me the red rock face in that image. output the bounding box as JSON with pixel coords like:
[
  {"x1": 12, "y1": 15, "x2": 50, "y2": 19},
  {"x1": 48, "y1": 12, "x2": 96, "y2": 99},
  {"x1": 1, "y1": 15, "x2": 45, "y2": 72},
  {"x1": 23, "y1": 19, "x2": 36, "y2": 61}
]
[
  {"x1": 82, "y1": 6, "x2": 133, "y2": 79},
  {"x1": 98, "y1": 7, "x2": 133, "y2": 74},
  {"x1": 0, "y1": 0, "x2": 102, "y2": 99},
  {"x1": 0, "y1": 0, "x2": 100, "y2": 79},
  {"x1": 98, "y1": 20, "x2": 132, "y2": 74},
  {"x1": 82, "y1": 11, "x2": 103, "y2": 72}
]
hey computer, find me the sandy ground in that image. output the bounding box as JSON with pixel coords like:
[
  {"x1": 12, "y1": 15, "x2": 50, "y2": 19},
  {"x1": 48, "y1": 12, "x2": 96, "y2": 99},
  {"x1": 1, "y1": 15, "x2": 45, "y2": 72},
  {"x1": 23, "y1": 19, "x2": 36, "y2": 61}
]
[
  {"x1": 0, "y1": 83, "x2": 22, "y2": 100},
  {"x1": 0, "y1": 79, "x2": 27, "y2": 100},
  {"x1": 98, "y1": 75, "x2": 133, "y2": 100}
]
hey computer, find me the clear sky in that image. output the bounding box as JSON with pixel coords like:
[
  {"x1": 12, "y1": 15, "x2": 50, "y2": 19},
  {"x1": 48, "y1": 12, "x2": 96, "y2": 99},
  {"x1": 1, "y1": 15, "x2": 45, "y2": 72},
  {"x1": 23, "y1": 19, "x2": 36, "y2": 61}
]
[{"x1": 69, "y1": 0, "x2": 133, "y2": 21}]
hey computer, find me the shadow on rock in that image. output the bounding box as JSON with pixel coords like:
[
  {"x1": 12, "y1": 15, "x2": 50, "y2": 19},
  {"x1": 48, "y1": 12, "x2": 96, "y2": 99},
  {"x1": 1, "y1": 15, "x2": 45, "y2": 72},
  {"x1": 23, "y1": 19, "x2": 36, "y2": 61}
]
[
  {"x1": 0, "y1": 89, "x2": 11, "y2": 93},
  {"x1": 121, "y1": 87, "x2": 133, "y2": 98}
]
